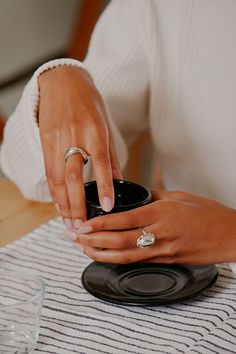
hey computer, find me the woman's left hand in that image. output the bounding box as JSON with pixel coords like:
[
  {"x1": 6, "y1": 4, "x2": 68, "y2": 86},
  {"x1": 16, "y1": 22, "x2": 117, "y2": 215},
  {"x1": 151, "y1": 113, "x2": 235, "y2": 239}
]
[{"x1": 69, "y1": 191, "x2": 236, "y2": 265}]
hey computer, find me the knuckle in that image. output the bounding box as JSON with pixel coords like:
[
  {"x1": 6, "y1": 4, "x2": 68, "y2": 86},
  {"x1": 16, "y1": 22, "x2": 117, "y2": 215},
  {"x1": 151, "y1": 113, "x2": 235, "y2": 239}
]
[
  {"x1": 90, "y1": 251, "x2": 102, "y2": 262},
  {"x1": 52, "y1": 172, "x2": 65, "y2": 186},
  {"x1": 125, "y1": 213, "x2": 138, "y2": 229},
  {"x1": 61, "y1": 211, "x2": 71, "y2": 218},
  {"x1": 163, "y1": 242, "x2": 178, "y2": 258},
  {"x1": 70, "y1": 204, "x2": 83, "y2": 216},
  {"x1": 97, "y1": 218, "x2": 106, "y2": 230},
  {"x1": 88, "y1": 215, "x2": 106, "y2": 231},
  {"x1": 45, "y1": 169, "x2": 53, "y2": 179},
  {"x1": 90, "y1": 217, "x2": 105, "y2": 231},
  {"x1": 66, "y1": 169, "x2": 81, "y2": 183},
  {"x1": 115, "y1": 236, "x2": 128, "y2": 249},
  {"x1": 59, "y1": 204, "x2": 70, "y2": 216},
  {"x1": 71, "y1": 211, "x2": 83, "y2": 221},
  {"x1": 94, "y1": 152, "x2": 109, "y2": 168},
  {"x1": 84, "y1": 235, "x2": 95, "y2": 247}
]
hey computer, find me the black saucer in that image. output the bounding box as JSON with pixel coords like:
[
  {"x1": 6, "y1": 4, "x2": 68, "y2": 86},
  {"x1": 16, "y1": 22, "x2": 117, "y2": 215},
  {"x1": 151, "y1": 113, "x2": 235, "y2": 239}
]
[{"x1": 81, "y1": 262, "x2": 218, "y2": 306}]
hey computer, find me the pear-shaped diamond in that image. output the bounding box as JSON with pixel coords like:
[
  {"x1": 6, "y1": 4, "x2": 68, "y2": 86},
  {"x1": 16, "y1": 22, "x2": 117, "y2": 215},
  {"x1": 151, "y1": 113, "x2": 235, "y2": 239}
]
[{"x1": 137, "y1": 232, "x2": 156, "y2": 248}]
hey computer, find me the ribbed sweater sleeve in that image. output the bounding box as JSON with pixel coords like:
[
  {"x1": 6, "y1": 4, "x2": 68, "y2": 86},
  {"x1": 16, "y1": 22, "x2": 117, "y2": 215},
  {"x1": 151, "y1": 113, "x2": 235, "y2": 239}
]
[
  {"x1": 84, "y1": 0, "x2": 149, "y2": 144},
  {"x1": 0, "y1": 0, "x2": 149, "y2": 202},
  {"x1": 0, "y1": 59, "x2": 89, "y2": 202}
]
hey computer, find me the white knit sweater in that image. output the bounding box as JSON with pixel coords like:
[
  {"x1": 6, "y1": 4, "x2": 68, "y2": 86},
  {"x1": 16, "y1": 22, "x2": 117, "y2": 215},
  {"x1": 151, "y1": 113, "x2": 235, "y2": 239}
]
[{"x1": 1, "y1": 1, "x2": 236, "y2": 268}]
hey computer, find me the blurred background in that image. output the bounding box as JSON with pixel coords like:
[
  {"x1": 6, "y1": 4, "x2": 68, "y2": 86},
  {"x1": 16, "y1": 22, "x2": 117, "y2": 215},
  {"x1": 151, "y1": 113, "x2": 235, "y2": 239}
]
[
  {"x1": 0, "y1": 0, "x2": 80, "y2": 117},
  {"x1": 0, "y1": 0, "x2": 161, "y2": 188},
  {"x1": 0, "y1": 0, "x2": 108, "y2": 119}
]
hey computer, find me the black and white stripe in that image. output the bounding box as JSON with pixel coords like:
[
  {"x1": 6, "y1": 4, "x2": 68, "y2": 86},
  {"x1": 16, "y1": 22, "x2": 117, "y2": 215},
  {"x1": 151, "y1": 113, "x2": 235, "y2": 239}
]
[{"x1": 1, "y1": 217, "x2": 236, "y2": 354}]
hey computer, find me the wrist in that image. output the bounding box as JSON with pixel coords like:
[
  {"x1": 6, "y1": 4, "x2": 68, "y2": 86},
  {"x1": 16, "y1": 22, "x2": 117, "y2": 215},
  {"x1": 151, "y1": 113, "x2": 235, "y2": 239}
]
[{"x1": 38, "y1": 65, "x2": 93, "y2": 88}]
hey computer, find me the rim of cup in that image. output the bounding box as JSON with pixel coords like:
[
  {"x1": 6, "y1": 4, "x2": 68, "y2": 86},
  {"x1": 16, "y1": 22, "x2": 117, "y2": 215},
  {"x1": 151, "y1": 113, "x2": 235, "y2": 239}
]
[
  {"x1": 85, "y1": 179, "x2": 151, "y2": 210},
  {"x1": 0, "y1": 271, "x2": 45, "y2": 308}
]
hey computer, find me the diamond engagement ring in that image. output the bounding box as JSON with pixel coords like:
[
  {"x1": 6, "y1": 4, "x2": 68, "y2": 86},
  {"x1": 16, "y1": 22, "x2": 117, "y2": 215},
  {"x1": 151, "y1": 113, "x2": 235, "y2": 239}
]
[
  {"x1": 136, "y1": 228, "x2": 156, "y2": 248},
  {"x1": 64, "y1": 147, "x2": 89, "y2": 164}
]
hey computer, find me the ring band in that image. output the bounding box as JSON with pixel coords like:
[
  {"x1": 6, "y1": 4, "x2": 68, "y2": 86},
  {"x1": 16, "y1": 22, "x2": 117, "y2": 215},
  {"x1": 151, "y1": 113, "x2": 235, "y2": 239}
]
[
  {"x1": 64, "y1": 147, "x2": 89, "y2": 164},
  {"x1": 136, "y1": 228, "x2": 156, "y2": 248}
]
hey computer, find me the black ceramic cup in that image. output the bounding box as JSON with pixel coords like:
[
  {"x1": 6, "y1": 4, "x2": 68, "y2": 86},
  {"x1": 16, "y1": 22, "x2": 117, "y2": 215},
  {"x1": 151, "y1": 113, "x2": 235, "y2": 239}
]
[
  {"x1": 85, "y1": 179, "x2": 151, "y2": 219},
  {"x1": 82, "y1": 179, "x2": 219, "y2": 306}
]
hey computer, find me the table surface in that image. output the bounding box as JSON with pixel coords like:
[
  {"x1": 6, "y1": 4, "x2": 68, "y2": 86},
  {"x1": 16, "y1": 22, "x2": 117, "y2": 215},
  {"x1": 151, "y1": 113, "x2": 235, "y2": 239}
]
[
  {"x1": 0, "y1": 178, "x2": 57, "y2": 246},
  {"x1": 1, "y1": 179, "x2": 236, "y2": 353}
]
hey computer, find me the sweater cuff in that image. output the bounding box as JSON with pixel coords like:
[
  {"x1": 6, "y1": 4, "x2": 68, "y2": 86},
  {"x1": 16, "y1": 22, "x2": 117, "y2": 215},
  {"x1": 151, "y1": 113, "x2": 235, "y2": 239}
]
[
  {"x1": 24, "y1": 58, "x2": 89, "y2": 128},
  {"x1": 17, "y1": 58, "x2": 92, "y2": 199}
]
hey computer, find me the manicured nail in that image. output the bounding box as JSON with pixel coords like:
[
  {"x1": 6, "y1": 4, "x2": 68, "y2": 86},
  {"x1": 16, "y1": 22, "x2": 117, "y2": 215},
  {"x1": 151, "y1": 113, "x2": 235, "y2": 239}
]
[
  {"x1": 73, "y1": 219, "x2": 83, "y2": 229},
  {"x1": 77, "y1": 226, "x2": 93, "y2": 235},
  {"x1": 102, "y1": 197, "x2": 113, "y2": 212},
  {"x1": 75, "y1": 243, "x2": 84, "y2": 252},
  {"x1": 64, "y1": 218, "x2": 73, "y2": 230},
  {"x1": 54, "y1": 203, "x2": 60, "y2": 213},
  {"x1": 64, "y1": 230, "x2": 77, "y2": 241}
]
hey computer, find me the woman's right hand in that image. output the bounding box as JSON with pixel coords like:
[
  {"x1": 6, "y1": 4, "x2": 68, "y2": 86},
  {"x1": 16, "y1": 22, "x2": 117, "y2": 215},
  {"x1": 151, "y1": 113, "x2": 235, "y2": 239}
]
[{"x1": 38, "y1": 65, "x2": 122, "y2": 229}]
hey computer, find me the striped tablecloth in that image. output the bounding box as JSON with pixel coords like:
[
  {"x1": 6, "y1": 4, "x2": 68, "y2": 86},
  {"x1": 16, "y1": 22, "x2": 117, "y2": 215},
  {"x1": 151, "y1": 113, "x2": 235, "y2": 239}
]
[{"x1": 0, "y1": 217, "x2": 236, "y2": 354}]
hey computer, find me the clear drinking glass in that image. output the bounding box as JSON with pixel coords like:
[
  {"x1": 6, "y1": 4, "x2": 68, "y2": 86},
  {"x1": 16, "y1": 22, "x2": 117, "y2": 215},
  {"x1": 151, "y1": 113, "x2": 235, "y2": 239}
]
[{"x1": 0, "y1": 271, "x2": 45, "y2": 354}]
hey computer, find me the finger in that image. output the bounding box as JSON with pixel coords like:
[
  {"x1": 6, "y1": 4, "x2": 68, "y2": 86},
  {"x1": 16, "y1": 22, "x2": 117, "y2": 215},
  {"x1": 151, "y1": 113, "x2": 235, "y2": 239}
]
[
  {"x1": 53, "y1": 167, "x2": 71, "y2": 225},
  {"x1": 52, "y1": 141, "x2": 71, "y2": 228},
  {"x1": 47, "y1": 174, "x2": 60, "y2": 213},
  {"x1": 82, "y1": 244, "x2": 158, "y2": 264},
  {"x1": 78, "y1": 202, "x2": 159, "y2": 233},
  {"x1": 98, "y1": 98, "x2": 123, "y2": 180},
  {"x1": 107, "y1": 122, "x2": 123, "y2": 179},
  {"x1": 77, "y1": 221, "x2": 178, "y2": 264},
  {"x1": 76, "y1": 224, "x2": 163, "y2": 250},
  {"x1": 109, "y1": 140, "x2": 123, "y2": 180},
  {"x1": 40, "y1": 131, "x2": 71, "y2": 223},
  {"x1": 40, "y1": 137, "x2": 57, "y2": 204},
  {"x1": 65, "y1": 154, "x2": 86, "y2": 226},
  {"x1": 140, "y1": 256, "x2": 178, "y2": 264},
  {"x1": 45, "y1": 168, "x2": 61, "y2": 214},
  {"x1": 81, "y1": 237, "x2": 176, "y2": 264},
  {"x1": 152, "y1": 190, "x2": 219, "y2": 206},
  {"x1": 77, "y1": 229, "x2": 139, "y2": 249},
  {"x1": 92, "y1": 135, "x2": 114, "y2": 212},
  {"x1": 45, "y1": 165, "x2": 57, "y2": 203}
]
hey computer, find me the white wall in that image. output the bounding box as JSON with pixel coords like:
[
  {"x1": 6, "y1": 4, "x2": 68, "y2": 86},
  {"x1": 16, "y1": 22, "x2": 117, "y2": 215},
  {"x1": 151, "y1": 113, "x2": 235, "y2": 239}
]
[{"x1": 0, "y1": 0, "x2": 80, "y2": 117}]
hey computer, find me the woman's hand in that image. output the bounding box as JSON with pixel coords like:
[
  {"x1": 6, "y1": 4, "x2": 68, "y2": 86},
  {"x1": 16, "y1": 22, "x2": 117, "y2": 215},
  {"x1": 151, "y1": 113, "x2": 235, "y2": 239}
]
[
  {"x1": 71, "y1": 191, "x2": 236, "y2": 265},
  {"x1": 38, "y1": 65, "x2": 122, "y2": 229}
]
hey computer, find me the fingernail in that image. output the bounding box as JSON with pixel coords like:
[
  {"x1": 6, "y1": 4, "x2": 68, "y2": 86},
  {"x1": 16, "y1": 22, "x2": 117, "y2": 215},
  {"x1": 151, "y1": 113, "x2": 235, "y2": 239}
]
[
  {"x1": 64, "y1": 218, "x2": 73, "y2": 230},
  {"x1": 73, "y1": 219, "x2": 83, "y2": 228},
  {"x1": 75, "y1": 243, "x2": 84, "y2": 252},
  {"x1": 54, "y1": 203, "x2": 60, "y2": 213},
  {"x1": 77, "y1": 226, "x2": 93, "y2": 234},
  {"x1": 64, "y1": 230, "x2": 77, "y2": 241},
  {"x1": 102, "y1": 197, "x2": 113, "y2": 212}
]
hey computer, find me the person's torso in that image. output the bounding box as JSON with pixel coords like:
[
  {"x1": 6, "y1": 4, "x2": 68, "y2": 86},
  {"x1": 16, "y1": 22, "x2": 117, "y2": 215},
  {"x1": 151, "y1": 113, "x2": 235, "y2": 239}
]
[{"x1": 148, "y1": 0, "x2": 236, "y2": 206}]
